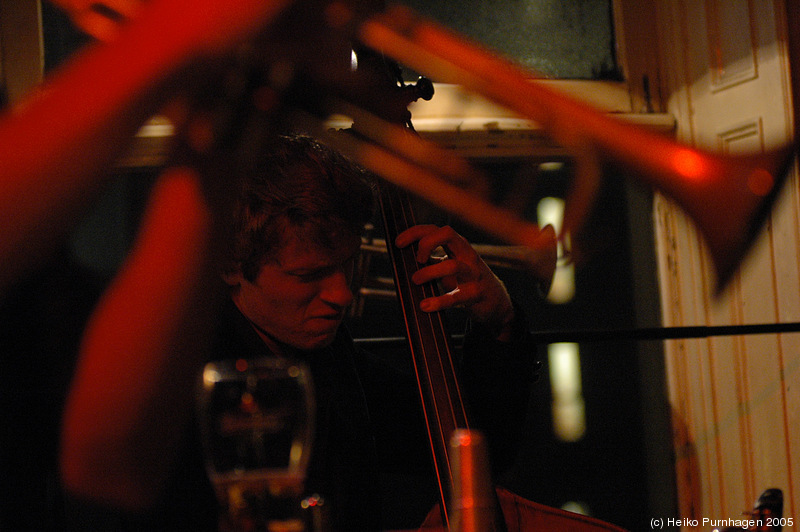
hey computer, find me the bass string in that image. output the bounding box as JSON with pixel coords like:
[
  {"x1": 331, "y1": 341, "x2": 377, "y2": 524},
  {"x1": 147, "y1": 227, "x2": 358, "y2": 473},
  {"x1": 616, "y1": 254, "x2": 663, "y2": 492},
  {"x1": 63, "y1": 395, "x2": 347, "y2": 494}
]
[{"x1": 383, "y1": 183, "x2": 471, "y2": 490}]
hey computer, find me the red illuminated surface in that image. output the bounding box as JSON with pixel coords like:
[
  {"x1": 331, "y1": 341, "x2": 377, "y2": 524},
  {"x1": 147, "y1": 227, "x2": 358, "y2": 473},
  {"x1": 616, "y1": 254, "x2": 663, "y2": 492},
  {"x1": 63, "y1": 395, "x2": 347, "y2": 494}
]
[
  {"x1": 61, "y1": 167, "x2": 214, "y2": 509},
  {"x1": 747, "y1": 169, "x2": 775, "y2": 197},
  {"x1": 671, "y1": 149, "x2": 706, "y2": 180}
]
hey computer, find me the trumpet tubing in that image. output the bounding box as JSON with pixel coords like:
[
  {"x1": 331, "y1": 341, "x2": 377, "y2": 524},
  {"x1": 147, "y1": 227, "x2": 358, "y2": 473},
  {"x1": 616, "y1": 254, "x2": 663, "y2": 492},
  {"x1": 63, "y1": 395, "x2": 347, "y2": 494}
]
[
  {"x1": 63, "y1": 0, "x2": 795, "y2": 292},
  {"x1": 359, "y1": 231, "x2": 557, "y2": 294},
  {"x1": 358, "y1": 6, "x2": 796, "y2": 292}
]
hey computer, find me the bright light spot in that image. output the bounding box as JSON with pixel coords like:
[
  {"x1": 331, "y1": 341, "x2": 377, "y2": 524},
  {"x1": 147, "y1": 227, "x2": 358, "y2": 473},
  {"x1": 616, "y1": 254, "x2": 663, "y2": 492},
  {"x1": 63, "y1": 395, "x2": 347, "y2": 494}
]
[
  {"x1": 672, "y1": 149, "x2": 706, "y2": 179},
  {"x1": 538, "y1": 197, "x2": 575, "y2": 304},
  {"x1": 548, "y1": 342, "x2": 586, "y2": 442},
  {"x1": 562, "y1": 500, "x2": 591, "y2": 516},
  {"x1": 301, "y1": 494, "x2": 323, "y2": 509},
  {"x1": 537, "y1": 197, "x2": 564, "y2": 233},
  {"x1": 539, "y1": 161, "x2": 565, "y2": 172},
  {"x1": 290, "y1": 442, "x2": 305, "y2": 470},
  {"x1": 202, "y1": 366, "x2": 221, "y2": 387}
]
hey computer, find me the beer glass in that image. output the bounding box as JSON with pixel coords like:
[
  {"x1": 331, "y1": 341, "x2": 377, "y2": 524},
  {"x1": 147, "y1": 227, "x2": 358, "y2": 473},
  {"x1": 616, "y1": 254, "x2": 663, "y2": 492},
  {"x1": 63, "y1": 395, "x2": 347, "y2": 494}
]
[{"x1": 198, "y1": 357, "x2": 315, "y2": 531}]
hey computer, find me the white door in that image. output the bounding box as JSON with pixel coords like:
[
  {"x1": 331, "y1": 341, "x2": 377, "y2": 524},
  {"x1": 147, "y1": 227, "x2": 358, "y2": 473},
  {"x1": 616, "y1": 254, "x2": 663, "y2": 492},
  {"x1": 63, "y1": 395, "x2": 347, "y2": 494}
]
[{"x1": 653, "y1": 0, "x2": 799, "y2": 524}]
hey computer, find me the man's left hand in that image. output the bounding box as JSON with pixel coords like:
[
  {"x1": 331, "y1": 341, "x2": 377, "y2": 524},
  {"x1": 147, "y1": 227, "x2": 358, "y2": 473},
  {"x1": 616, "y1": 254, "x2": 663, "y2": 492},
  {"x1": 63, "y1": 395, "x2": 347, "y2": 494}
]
[{"x1": 395, "y1": 225, "x2": 516, "y2": 341}]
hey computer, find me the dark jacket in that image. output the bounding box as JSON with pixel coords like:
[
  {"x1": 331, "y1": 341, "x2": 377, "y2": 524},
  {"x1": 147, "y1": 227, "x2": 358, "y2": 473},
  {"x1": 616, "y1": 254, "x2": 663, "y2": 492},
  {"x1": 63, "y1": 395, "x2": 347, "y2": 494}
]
[
  {"x1": 211, "y1": 300, "x2": 539, "y2": 530},
  {"x1": 65, "y1": 299, "x2": 538, "y2": 531}
]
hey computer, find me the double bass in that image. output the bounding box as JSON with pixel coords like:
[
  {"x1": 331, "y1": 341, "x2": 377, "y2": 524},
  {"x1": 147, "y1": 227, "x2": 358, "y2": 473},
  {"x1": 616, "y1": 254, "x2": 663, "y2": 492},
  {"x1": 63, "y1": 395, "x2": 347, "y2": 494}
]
[
  {"x1": 55, "y1": 0, "x2": 791, "y2": 529},
  {"x1": 379, "y1": 174, "x2": 629, "y2": 532},
  {"x1": 348, "y1": 45, "x2": 629, "y2": 532}
]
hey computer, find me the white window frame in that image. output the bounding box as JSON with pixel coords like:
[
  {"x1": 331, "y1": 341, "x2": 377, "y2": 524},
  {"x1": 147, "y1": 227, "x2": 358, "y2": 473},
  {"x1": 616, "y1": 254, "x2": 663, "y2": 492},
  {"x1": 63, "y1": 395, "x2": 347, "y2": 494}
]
[{"x1": 1, "y1": 0, "x2": 671, "y2": 164}]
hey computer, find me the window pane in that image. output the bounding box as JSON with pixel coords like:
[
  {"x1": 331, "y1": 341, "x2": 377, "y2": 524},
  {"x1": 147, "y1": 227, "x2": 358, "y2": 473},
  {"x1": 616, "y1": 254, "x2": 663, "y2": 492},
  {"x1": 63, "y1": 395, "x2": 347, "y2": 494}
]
[{"x1": 397, "y1": 0, "x2": 619, "y2": 80}]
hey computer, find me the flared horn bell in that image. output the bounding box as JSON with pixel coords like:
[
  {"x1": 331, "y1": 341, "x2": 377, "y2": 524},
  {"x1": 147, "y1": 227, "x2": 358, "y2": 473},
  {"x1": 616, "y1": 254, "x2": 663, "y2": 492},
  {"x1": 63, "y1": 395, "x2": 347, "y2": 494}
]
[
  {"x1": 650, "y1": 144, "x2": 796, "y2": 293},
  {"x1": 359, "y1": 7, "x2": 797, "y2": 294}
]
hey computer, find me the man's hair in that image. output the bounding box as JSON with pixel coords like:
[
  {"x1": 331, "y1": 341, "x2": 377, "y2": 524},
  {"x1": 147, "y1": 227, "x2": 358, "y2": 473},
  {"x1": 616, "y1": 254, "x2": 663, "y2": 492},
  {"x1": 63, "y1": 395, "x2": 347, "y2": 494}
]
[{"x1": 225, "y1": 134, "x2": 376, "y2": 282}]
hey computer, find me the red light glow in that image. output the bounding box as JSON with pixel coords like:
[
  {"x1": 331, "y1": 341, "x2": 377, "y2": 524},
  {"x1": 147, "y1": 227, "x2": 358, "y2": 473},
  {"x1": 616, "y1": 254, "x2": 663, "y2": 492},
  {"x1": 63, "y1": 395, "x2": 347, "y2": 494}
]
[
  {"x1": 747, "y1": 169, "x2": 774, "y2": 197},
  {"x1": 672, "y1": 149, "x2": 706, "y2": 179}
]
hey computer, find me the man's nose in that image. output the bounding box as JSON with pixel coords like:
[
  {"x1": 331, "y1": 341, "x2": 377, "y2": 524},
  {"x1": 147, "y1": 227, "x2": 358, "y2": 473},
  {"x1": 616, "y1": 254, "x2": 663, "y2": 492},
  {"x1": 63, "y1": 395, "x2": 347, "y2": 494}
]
[{"x1": 322, "y1": 270, "x2": 354, "y2": 309}]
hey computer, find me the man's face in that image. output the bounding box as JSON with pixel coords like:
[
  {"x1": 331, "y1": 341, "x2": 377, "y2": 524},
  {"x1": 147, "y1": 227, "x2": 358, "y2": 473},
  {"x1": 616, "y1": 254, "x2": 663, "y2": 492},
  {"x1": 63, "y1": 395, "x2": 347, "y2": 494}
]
[{"x1": 227, "y1": 226, "x2": 361, "y2": 352}]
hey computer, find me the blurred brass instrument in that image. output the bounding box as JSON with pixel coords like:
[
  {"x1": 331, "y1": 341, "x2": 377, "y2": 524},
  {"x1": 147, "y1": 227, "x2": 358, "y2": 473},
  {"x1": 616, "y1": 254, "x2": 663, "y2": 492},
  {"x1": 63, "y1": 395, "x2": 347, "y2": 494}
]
[
  {"x1": 349, "y1": 5, "x2": 795, "y2": 293},
  {"x1": 53, "y1": 1, "x2": 798, "y2": 529},
  {"x1": 265, "y1": 1, "x2": 793, "y2": 294},
  {"x1": 66, "y1": 0, "x2": 796, "y2": 293}
]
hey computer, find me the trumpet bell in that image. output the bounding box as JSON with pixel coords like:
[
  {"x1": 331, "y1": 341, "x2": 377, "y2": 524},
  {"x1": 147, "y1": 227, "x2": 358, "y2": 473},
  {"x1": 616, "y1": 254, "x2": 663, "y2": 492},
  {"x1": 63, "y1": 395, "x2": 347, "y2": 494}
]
[
  {"x1": 359, "y1": 8, "x2": 797, "y2": 294},
  {"x1": 654, "y1": 143, "x2": 796, "y2": 294}
]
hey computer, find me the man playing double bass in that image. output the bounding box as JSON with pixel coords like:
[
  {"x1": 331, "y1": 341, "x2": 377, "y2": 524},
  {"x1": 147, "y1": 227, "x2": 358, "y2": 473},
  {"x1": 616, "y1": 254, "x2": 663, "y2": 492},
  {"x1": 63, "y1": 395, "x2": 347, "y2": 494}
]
[{"x1": 193, "y1": 133, "x2": 540, "y2": 531}]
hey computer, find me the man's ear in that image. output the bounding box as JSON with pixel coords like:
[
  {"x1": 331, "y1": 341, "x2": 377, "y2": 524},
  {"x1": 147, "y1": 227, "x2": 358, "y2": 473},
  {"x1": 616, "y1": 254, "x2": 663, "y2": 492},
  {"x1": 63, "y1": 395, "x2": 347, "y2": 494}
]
[{"x1": 221, "y1": 269, "x2": 244, "y2": 288}]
